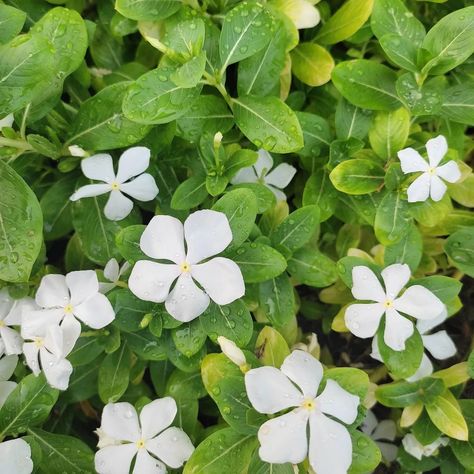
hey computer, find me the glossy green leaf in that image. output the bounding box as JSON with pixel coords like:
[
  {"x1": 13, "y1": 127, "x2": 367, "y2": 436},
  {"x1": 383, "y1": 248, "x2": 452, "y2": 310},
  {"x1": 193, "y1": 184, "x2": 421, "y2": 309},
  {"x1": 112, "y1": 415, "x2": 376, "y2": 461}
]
[
  {"x1": 291, "y1": 43, "x2": 334, "y2": 87},
  {"x1": 441, "y1": 83, "x2": 474, "y2": 125},
  {"x1": 374, "y1": 191, "x2": 412, "y2": 245},
  {"x1": 258, "y1": 273, "x2": 295, "y2": 327},
  {"x1": 0, "y1": 4, "x2": 26, "y2": 44},
  {"x1": 288, "y1": 246, "x2": 338, "y2": 287},
  {"x1": 445, "y1": 228, "x2": 474, "y2": 277},
  {"x1": 330, "y1": 159, "x2": 385, "y2": 195},
  {"x1": 115, "y1": 0, "x2": 181, "y2": 21}
]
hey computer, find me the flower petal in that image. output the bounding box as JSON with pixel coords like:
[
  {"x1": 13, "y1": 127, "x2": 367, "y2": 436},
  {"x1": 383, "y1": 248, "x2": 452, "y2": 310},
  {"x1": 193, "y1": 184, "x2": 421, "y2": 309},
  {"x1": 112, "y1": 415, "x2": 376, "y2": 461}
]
[
  {"x1": 95, "y1": 444, "x2": 137, "y2": 474},
  {"x1": 23, "y1": 342, "x2": 40, "y2": 375},
  {"x1": 140, "y1": 397, "x2": 176, "y2": 440},
  {"x1": 284, "y1": 0, "x2": 321, "y2": 29},
  {"x1": 373, "y1": 419, "x2": 397, "y2": 442},
  {"x1": 397, "y1": 148, "x2": 429, "y2": 173},
  {"x1": 257, "y1": 410, "x2": 309, "y2": 465},
  {"x1": 70, "y1": 184, "x2": 111, "y2": 201},
  {"x1": 0, "y1": 113, "x2": 14, "y2": 129},
  {"x1": 40, "y1": 349, "x2": 73, "y2": 390},
  {"x1": 164, "y1": 274, "x2": 210, "y2": 322},
  {"x1": 229, "y1": 166, "x2": 258, "y2": 184},
  {"x1": 244, "y1": 366, "x2": 303, "y2": 414},
  {"x1": 101, "y1": 403, "x2": 141, "y2": 442},
  {"x1": 345, "y1": 303, "x2": 385, "y2": 338},
  {"x1": 4, "y1": 297, "x2": 37, "y2": 326},
  {"x1": 426, "y1": 135, "x2": 447, "y2": 167},
  {"x1": 61, "y1": 313, "x2": 82, "y2": 355},
  {"x1": 121, "y1": 174, "x2": 158, "y2": 202},
  {"x1": 74, "y1": 293, "x2": 115, "y2": 329},
  {"x1": 139, "y1": 215, "x2": 185, "y2": 263},
  {"x1": 416, "y1": 307, "x2": 447, "y2": 335},
  {"x1": 36, "y1": 274, "x2": 69, "y2": 308},
  {"x1": 132, "y1": 449, "x2": 166, "y2": 474},
  {"x1": 0, "y1": 355, "x2": 17, "y2": 381},
  {"x1": 406, "y1": 353, "x2": 434, "y2": 383},
  {"x1": 104, "y1": 191, "x2": 134, "y2": 221},
  {"x1": 116, "y1": 147, "x2": 151, "y2": 183},
  {"x1": 394, "y1": 285, "x2": 445, "y2": 320},
  {"x1": 254, "y1": 149, "x2": 274, "y2": 177},
  {"x1": 309, "y1": 411, "x2": 353, "y2": 474},
  {"x1": 21, "y1": 309, "x2": 63, "y2": 339},
  {"x1": 184, "y1": 210, "x2": 232, "y2": 264},
  {"x1": 66, "y1": 270, "x2": 99, "y2": 306},
  {"x1": 317, "y1": 379, "x2": 359, "y2": 424},
  {"x1": 370, "y1": 336, "x2": 382, "y2": 362},
  {"x1": 265, "y1": 163, "x2": 297, "y2": 189},
  {"x1": 129, "y1": 261, "x2": 180, "y2": 303},
  {"x1": 422, "y1": 331, "x2": 456, "y2": 360},
  {"x1": 81, "y1": 154, "x2": 115, "y2": 183},
  {"x1": 436, "y1": 161, "x2": 461, "y2": 183},
  {"x1": 0, "y1": 327, "x2": 23, "y2": 355},
  {"x1": 280, "y1": 350, "x2": 323, "y2": 399},
  {"x1": 43, "y1": 324, "x2": 64, "y2": 358},
  {"x1": 0, "y1": 289, "x2": 14, "y2": 319},
  {"x1": 0, "y1": 438, "x2": 33, "y2": 474},
  {"x1": 266, "y1": 184, "x2": 287, "y2": 201},
  {"x1": 104, "y1": 259, "x2": 120, "y2": 282},
  {"x1": 429, "y1": 175, "x2": 447, "y2": 202},
  {"x1": 378, "y1": 441, "x2": 398, "y2": 463},
  {"x1": 407, "y1": 173, "x2": 431, "y2": 203},
  {"x1": 0, "y1": 381, "x2": 16, "y2": 409},
  {"x1": 384, "y1": 308, "x2": 414, "y2": 351},
  {"x1": 351, "y1": 266, "x2": 386, "y2": 302},
  {"x1": 190, "y1": 257, "x2": 244, "y2": 305},
  {"x1": 381, "y1": 263, "x2": 410, "y2": 300},
  {"x1": 146, "y1": 427, "x2": 194, "y2": 469}
]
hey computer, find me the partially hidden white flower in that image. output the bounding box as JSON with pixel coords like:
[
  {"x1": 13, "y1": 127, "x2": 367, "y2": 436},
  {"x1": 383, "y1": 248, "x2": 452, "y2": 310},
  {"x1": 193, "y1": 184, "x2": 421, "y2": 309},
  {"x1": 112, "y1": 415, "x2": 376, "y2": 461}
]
[
  {"x1": 0, "y1": 114, "x2": 14, "y2": 129},
  {"x1": 0, "y1": 438, "x2": 33, "y2": 474},
  {"x1": 292, "y1": 332, "x2": 320, "y2": 359},
  {"x1": 245, "y1": 350, "x2": 359, "y2": 474},
  {"x1": 402, "y1": 433, "x2": 448, "y2": 461},
  {"x1": 100, "y1": 258, "x2": 131, "y2": 294},
  {"x1": 0, "y1": 355, "x2": 18, "y2": 409},
  {"x1": 272, "y1": 0, "x2": 321, "y2": 29},
  {"x1": 129, "y1": 210, "x2": 245, "y2": 322},
  {"x1": 344, "y1": 263, "x2": 445, "y2": 351},
  {"x1": 0, "y1": 290, "x2": 36, "y2": 357},
  {"x1": 70, "y1": 147, "x2": 159, "y2": 221},
  {"x1": 361, "y1": 410, "x2": 397, "y2": 463},
  {"x1": 397, "y1": 135, "x2": 461, "y2": 203},
  {"x1": 217, "y1": 336, "x2": 247, "y2": 368},
  {"x1": 95, "y1": 398, "x2": 194, "y2": 474},
  {"x1": 231, "y1": 149, "x2": 297, "y2": 201}
]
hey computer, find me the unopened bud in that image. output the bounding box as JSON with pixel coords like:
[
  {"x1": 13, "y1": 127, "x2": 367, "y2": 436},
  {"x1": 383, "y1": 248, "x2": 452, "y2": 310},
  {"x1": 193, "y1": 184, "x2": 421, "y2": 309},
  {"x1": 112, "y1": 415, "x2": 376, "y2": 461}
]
[
  {"x1": 68, "y1": 145, "x2": 88, "y2": 157},
  {"x1": 217, "y1": 336, "x2": 247, "y2": 369}
]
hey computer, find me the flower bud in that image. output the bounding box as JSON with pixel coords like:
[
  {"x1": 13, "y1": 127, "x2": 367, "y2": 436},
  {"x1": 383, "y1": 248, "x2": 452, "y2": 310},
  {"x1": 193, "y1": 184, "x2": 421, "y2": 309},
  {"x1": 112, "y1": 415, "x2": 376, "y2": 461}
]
[{"x1": 217, "y1": 336, "x2": 247, "y2": 368}]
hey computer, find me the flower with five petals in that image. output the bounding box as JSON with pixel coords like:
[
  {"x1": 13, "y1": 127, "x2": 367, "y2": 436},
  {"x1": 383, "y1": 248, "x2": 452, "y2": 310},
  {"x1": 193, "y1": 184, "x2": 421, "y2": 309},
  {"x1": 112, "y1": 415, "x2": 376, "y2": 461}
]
[
  {"x1": 129, "y1": 210, "x2": 245, "y2": 322},
  {"x1": 245, "y1": 350, "x2": 359, "y2": 474},
  {"x1": 100, "y1": 258, "x2": 131, "y2": 294},
  {"x1": 344, "y1": 264, "x2": 445, "y2": 351},
  {"x1": 361, "y1": 410, "x2": 397, "y2": 463}
]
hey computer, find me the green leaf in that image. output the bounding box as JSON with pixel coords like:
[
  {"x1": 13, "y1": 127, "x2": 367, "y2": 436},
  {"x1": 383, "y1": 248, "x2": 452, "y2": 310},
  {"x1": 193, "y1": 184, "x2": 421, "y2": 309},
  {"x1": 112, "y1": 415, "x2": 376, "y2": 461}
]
[
  {"x1": 124, "y1": 329, "x2": 167, "y2": 361},
  {"x1": 451, "y1": 400, "x2": 474, "y2": 469},
  {"x1": 325, "y1": 367, "x2": 369, "y2": 401},
  {"x1": 212, "y1": 189, "x2": 258, "y2": 251},
  {"x1": 164, "y1": 18, "x2": 205, "y2": 60},
  {"x1": 332, "y1": 60, "x2": 401, "y2": 111},
  {"x1": 109, "y1": 289, "x2": 155, "y2": 333},
  {"x1": 396, "y1": 73, "x2": 444, "y2": 116},
  {"x1": 116, "y1": 225, "x2": 147, "y2": 263},
  {"x1": 248, "y1": 454, "x2": 294, "y2": 474},
  {"x1": 316, "y1": 0, "x2": 374, "y2": 45},
  {"x1": 27, "y1": 429, "x2": 94, "y2": 474},
  {"x1": 233, "y1": 95, "x2": 304, "y2": 153},
  {"x1": 183, "y1": 427, "x2": 257, "y2": 474},
  {"x1": 123, "y1": 65, "x2": 203, "y2": 125},
  {"x1": 444, "y1": 228, "x2": 474, "y2": 277},
  {"x1": 384, "y1": 223, "x2": 423, "y2": 271},
  {"x1": 421, "y1": 6, "x2": 474, "y2": 75},
  {"x1": 296, "y1": 111, "x2": 332, "y2": 158},
  {"x1": 379, "y1": 34, "x2": 419, "y2": 72},
  {"x1": 98, "y1": 342, "x2": 132, "y2": 403},
  {"x1": 171, "y1": 51, "x2": 207, "y2": 88},
  {"x1": 258, "y1": 273, "x2": 295, "y2": 327},
  {"x1": 0, "y1": 4, "x2": 26, "y2": 44},
  {"x1": 255, "y1": 326, "x2": 290, "y2": 367},
  {"x1": 335, "y1": 99, "x2": 373, "y2": 141},
  {"x1": 374, "y1": 191, "x2": 412, "y2": 245},
  {"x1": 115, "y1": 0, "x2": 181, "y2": 21},
  {"x1": 0, "y1": 161, "x2": 43, "y2": 283},
  {"x1": 349, "y1": 431, "x2": 382, "y2": 474},
  {"x1": 172, "y1": 319, "x2": 207, "y2": 357},
  {"x1": 303, "y1": 170, "x2": 338, "y2": 222},
  {"x1": 0, "y1": 374, "x2": 59, "y2": 437},
  {"x1": 441, "y1": 83, "x2": 474, "y2": 125},
  {"x1": 171, "y1": 175, "x2": 208, "y2": 210},
  {"x1": 287, "y1": 246, "x2": 338, "y2": 287},
  {"x1": 330, "y1": 159, "x2": 385, "y2": 195},
  {"x1": 409, "y1": 275, "x2": 462, "y2": 304},
  {"x1": 376, "y1": 380, "x2": 423, "y2": 407},
  {"x1": 227, "y1": 242, "x2": 287, "y2": 283},
  {"x1": 67, "y1": 82, "x2": 151, "y2": 150},
  {"x1": 219, "y1": 1, "x2": 275, "y2": 71},
  {"x1": 291, "y1": 43, "x2": 334, "y2": 87}
]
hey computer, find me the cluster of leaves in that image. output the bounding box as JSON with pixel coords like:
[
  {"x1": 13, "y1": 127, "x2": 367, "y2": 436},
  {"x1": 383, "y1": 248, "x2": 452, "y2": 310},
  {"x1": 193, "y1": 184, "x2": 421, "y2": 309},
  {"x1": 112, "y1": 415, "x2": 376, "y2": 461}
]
[{"x1": 0, "y1": 0, "x2": 473, "y2": 473}]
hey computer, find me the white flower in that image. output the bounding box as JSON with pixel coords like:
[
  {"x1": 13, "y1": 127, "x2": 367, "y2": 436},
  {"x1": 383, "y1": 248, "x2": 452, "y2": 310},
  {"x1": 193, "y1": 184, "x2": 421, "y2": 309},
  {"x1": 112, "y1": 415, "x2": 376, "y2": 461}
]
[
  {"x1": 397, "y1": 135, "x2": 461, "y2": 203},
  {"x1": 231, "y1": 149, "x2": 297, "y2": 201},
  {"x1": 0, "y1": 114, "x2": 14, "y2": 129},
  {"x1": 245, "y1": 350, "x2": 359, "y2": 474},
  {"x1": 361, "y1": 410, "x2": 397, "y2": 463},
  {"x1": 344, "y1": 263, "x2": 445, "y2": 351},
  {"x1": 68, "y1": 145, "x2": 88, "y2": 157},
  {"x1": 0, "y1": 291, "x2": 36, "y2": 357},
  {"x1": 292, "y1": 332, "x2": 320, "y2": 359},
  {"x1": 272, "y1": 0, "x2": 321, "y2": 29},
  {"x1": 217, "y1": 336, "x2": 247, "y2": 368},
  {"x1": 402, "y1": 433, "x2": 448, "y2": 461},
  {"x1": 0, "y1": 438, "x2": 33, "y2": 474},
  {"x1": 95, "y1": 398, "x2": 194, "y2": 474},
  {"x1": 0, "y1": 355, "x2": 18, "y2": 409},
  {"x1": 129, "y1": 210, "x2": 245, "y2": 322},
  {"x1": 70, "y1": 147, "x2": 159, "y2": 221},
  {"x1": 100, "y1": 258, "x2": 131, "y2": 294}
]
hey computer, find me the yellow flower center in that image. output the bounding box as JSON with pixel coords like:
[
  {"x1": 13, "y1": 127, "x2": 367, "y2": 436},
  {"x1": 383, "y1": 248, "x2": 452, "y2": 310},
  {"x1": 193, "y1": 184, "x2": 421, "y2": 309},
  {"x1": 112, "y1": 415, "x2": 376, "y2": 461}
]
[
  {"x1": 302, "y1": 398, "x2": 316, "y2": 411},
  {"x1": 64, "y1": 304, "x2": 74, "y2": 314},
  {"x1": 428, "y1": 167, "x2": 436, "y2": 175},
  {"x1": 0, "y1": 320, "x2": 5, "y2": 328},
  {"x1": 34, "y1": 337, "x2": 44, "y2": 348},
  {"x1": 110, "y1": 182, "x2": 120, "y2": 191},
  {"x1": 384, "y1": 299, "x2": 393, "y2": 308},
  {"x1": 136, "y1": 439, "x2": 146, "y2": 449},
  {"x1": 180, "y1": 261, "x2": 191, "y2": 273}
]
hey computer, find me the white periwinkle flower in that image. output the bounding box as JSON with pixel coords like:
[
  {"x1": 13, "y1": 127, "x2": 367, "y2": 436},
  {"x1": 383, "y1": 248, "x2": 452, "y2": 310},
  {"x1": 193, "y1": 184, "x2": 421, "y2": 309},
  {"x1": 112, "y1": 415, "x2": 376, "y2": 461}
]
[
  {"x1": 361, "y1": 410, "x2": 397, "y2": 463},
  {"x1": 0, "y1": 114, "x2": 14, "y2": 129},
  {"x1": 231, "y1": 149, "x2": 297, "y2": 201},
  {"x1": 402, "y1": 433, "x2": 448, "y2": 461},
  {"x1": 129, "y1": 210, "x2": 245, "y2": 322},
  {"x1": 95, "y1": 398, "x2": 194, "y2": 474},
  {"x1": 398, "y1": 135, "x2": 461, "y2": 203},
  {"x1": 70, "y1": 147, "x2": 159, "y2": 221},
  {"x1": 0, "y1": 355, "x2": 18, "y2": 409},
  {"x1": 100, "y1": 258, "x2": 131, "y2": 294},
  {"x1": 0, "y1": 438, "x2": 33, "y2": 474},
  {"x1": 245, "y1": 350, "x2": 359, "y2": 474},
  {"x1": 345, "y1": 264, "x2": 445, "y2": 351},
  {"x1": 217, "y1": 336, "x2": 247, "y2": 369},
  {"x1": 273, "y1": 0, "x2": 320, "y2": 29}
]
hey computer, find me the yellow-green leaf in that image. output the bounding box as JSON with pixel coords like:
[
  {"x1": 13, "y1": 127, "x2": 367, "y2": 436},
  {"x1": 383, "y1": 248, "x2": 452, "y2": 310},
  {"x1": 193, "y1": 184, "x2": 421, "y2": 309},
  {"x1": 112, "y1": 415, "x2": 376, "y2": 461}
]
[{"x1": 291, "y1": 42, "x2": 334, "y2": 86}]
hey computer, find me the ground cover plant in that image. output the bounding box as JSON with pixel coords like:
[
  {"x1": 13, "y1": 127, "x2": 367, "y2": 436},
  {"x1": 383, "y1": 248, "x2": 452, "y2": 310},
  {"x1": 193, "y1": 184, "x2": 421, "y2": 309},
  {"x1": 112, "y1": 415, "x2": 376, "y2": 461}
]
[{"x1": 0, "y1": 0, "x2": 473, "y2": 472}]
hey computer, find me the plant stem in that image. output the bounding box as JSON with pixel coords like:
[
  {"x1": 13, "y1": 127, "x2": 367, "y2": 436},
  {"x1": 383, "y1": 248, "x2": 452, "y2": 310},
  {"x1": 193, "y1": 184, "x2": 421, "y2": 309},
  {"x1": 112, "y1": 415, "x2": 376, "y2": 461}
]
[{"x1": 0, "y1": 137, "x2": 33, "y2": 150}]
